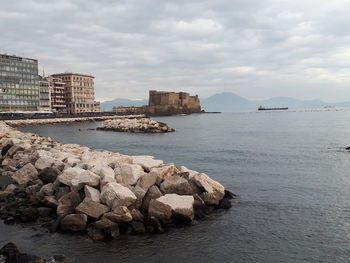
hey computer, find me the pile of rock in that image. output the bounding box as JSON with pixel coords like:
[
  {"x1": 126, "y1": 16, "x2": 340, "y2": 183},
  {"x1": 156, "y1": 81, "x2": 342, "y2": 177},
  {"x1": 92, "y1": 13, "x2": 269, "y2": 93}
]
[
  {"x1": 0, "y1": 121, "x2": 232, "y2": 241},
  {"x1": 97, "y1": 118, "x2": 175, "y2": 133},
  {"x1": 4, "y1": 115, "x2": 145, "y2": 127}
]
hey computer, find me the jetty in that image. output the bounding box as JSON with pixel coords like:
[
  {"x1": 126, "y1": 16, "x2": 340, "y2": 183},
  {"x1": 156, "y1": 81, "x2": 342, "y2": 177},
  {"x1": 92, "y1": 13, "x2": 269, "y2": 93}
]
[{"x1": 0, "y1": 121, "x2": 232, "y2": 241}]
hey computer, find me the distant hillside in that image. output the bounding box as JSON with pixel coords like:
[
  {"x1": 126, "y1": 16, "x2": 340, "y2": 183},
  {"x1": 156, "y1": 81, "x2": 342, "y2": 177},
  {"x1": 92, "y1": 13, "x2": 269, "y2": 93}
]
[
  {"x1": 101, "y1": 98, "x2": 148, "y2": 111},
  {"x1": 101, "y1": 92, "x2": 350, "y2": 112},
  {"x1": 201, "y1": 92, "x2": 350, "y2": 112}
]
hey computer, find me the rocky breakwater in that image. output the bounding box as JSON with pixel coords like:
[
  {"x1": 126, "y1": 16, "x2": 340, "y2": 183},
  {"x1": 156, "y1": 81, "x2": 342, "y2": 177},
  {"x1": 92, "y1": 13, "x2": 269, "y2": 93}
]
[
  {"x1": 0, "y1": 121, "x2": 233, "y2": 241},
  {"x1": 97, "y1": 118, "x2": 175, "y2": 133},
  {"x1": 4, "y1": 115, "x2": 145, "y2": 127}
]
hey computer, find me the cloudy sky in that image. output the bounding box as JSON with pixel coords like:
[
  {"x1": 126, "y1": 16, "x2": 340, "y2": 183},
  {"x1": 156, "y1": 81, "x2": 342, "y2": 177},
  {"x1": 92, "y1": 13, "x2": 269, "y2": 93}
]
[{"x1": 1, "y1": 0, "x2": 350, "y2": 102}]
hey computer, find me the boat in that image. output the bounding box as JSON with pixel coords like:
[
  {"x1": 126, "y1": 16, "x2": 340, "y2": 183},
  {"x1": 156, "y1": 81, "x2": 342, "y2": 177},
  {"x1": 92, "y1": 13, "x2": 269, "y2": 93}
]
[{"x1": 258, "y1": 106, "x2": 288, "y2": 111}]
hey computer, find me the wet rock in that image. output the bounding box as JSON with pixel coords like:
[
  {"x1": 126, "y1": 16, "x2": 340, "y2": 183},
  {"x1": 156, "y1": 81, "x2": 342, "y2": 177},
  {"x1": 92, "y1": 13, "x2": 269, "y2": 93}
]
[
  {"x1": 55, "y1": 186, "x2": 71, "y2": 200},
  {"x1": 75, "y1": 198, "x2": 109, "y2": 219},
  {"x1": 12, "y1": 163, "x2": 38, "y2": 185},
  {"x1": 145, "y1": 216, "x2": 163, "y2": 233},
  {"x1": 38, "y1": 167, "x2": 60, "y2": 184},
  {"x1": 89, "y1": 217, "x2": 119, "y2": 238},
  {"x1": 0, "y1": 175, "x2": 14, "y2": 191},
  {"x1": 87, "y1": 227, "x2": 107, "y2": 241},
  {"x1": 115, "y1": 164, "x2": 145, "y2": 185},
  {"x1": 100, "y1": 182, "x2": 137, "y2": 209},
  {"x1": 37, "y1": 207, "x2": 53, "y2": 217},
  {"x1": 0, "y1": 242, "x2": 45, "y2": 263},
  {"x1": 57, "y1": 192, "x2": 82, "y2": 216},
  {"x1": 130, "y1": 209, "x2": 144, "y2": 222},
  {"x1": 61, "y1": 213, "x2": 87, "y2": 231},
  {"x1": 157, "y1": 194, "x2": 194, "y2": 221},
  {"x1": 43, "y1": 196, "x2": 59, "y2": 208},
  {"x1": 131, "y1": 221, "x2": 146, "y2": 234},
  {"x1": 57, "y1": 167, "x2": 99, "y2": 191},
  {"x1": 18, "y1": 207, "x2": 39, "y2": 222},
  {"x1": 218, "y1": 197, "x2": 232, "y2": 210},
  {"x1": 104, "y1": 206, "x2": 133, "y2": 223}
]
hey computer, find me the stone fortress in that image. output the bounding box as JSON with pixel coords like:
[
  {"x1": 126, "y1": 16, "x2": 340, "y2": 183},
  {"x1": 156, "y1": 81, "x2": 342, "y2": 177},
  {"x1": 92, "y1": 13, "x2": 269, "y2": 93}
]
[{"x1": 114, "y1": 90, "x2": 202, "y2": 116}]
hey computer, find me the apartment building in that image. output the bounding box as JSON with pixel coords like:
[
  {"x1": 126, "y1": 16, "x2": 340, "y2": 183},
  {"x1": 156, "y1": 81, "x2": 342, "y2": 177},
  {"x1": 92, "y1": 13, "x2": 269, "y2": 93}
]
[
  {"x1": 51, "y1": 73, "x2": 100, "y2": 114},
  {"x1": 48, "y1": 76, "x2": 67, "y2": 113},
  {"x1": 0, "y1": 54, "x2": 40, "y2": 111}
]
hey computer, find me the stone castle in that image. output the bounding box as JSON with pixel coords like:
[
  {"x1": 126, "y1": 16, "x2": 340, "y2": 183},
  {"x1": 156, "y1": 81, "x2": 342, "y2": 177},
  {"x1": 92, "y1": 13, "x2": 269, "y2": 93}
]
[{"x1": 114, "y1": 90, "x2": 201, "y2": 116}]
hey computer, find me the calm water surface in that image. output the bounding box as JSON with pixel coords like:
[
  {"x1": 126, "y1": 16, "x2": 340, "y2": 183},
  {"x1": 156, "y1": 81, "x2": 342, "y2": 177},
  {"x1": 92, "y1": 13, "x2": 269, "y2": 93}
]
[{"x1": 2, "y1": 110, "x2": 350, "y2": 263}]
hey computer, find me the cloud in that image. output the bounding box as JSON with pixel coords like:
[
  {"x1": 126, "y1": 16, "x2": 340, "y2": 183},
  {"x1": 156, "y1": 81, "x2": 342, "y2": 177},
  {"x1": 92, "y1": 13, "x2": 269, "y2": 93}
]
[{"x1": 0, "y1": 0, "x2": 350, "y2": 102}]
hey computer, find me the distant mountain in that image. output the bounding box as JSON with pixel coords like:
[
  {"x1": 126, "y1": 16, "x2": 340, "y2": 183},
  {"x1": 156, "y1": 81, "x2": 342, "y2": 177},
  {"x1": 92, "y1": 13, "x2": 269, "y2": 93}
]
[
  {"x1": 101, "y1": 92, "x2": 350, "y2": 112},
  {"x1": 201, "y1": 92, "x2": 350, "y2": 112},
  {"x1": 101, "y1": 98, "x2": 148, "y2": 111}
]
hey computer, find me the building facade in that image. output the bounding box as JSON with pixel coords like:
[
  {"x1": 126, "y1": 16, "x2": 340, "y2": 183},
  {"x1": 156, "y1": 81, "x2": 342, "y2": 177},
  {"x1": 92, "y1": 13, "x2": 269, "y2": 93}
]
[
  {"x1": 38, "y1": 79, "x2": 51, "y2": 111},
  {"x1": 51, "y1": 73, "x2": 100, "y2": 114},
  {"x1": 48, "y1": 76, "x2": 67, "y2": 113},
  {"x1": 0, "y1": 54, "x2": 40, "y2": 111}
]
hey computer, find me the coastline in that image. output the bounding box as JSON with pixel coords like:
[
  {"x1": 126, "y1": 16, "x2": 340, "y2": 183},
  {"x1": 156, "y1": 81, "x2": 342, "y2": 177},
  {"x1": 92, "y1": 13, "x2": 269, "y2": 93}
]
[{"x1": 0, "y1": 120, "x2": 232, "y2": 242}]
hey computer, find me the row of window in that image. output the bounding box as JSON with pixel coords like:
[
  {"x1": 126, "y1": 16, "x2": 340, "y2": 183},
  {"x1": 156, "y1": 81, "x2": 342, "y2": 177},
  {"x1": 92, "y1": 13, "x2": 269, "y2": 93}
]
[
  {"x1": 0, "y1": 84, "x2": 39, "y2": 90},
  {"x1": 0, "y1": 95, "x2": 39, "y2": 100},
  {"x1": 0, "y1": 71, "x2": 38, "y2": 79},
  {"x1": 0, "y1": 100, "x2": 39, "y2": 106},
  {"x1": 0, "y1": 65, "x2": 37, "y2": 74},
  {"x1": 1, "y1": 89, "x2": 39, "y2": 95}
]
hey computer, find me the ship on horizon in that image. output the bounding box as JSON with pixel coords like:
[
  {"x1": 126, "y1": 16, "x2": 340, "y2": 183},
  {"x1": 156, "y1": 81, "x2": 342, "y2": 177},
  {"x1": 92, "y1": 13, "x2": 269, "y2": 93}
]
[{"x1": 258, "y1": 105, "x2": 289, "y2": 111}]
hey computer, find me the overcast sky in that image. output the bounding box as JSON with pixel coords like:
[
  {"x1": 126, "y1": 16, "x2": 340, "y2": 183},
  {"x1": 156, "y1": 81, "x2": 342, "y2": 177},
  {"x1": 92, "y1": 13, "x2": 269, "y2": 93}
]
[{"x1": 1, "y1": 0, "x2": 350, "y2": 102}]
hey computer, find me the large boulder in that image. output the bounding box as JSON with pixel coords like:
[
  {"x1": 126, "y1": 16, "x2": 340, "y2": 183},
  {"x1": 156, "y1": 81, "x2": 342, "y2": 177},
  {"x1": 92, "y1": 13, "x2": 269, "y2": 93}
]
[
  {"x1": 75, "y1": 198, "x2": 109, "y2": 219},
  {"x1": 60, "y1": 214, "x2": 87, "y2": 231},
  {"x1": 141, "y1": 185, "x2": 163, "y2": 211},
  {"x1": 136, "y1": 172, "x2": 157, "y2": 192},
  {"x1": 160, "y1": 175, "x2": 193, "y2": 195},
  {"x1": 57, "y1": 167, "x2": 100, "y2": 191},
  {"x1": 148, "y1": 199, "x2": 172, "y2": 223},
  {"x1": 34, "y1": 155, "x2": 55, "y2": 170},
  {"x1": 150, "y1": 164, "x2": 178, "y2": 184},
  {"x1": 156, "y1": 194, "x2": 194, "y2": 221},
  {"x1": 84, "y1": 185, "x2": 101, "y2": 202},
  {"x1": 100, "y1": 182, "x2": 137, "y2": 209},
  {"x1": 38, "y1": 167, "x2": 60, "y2": 184},
  {"x1": 131, "y1": 156, "x2": 164, "y2": 171},
  {"x1": 191, "y1": 173, "x2": 225, "y2": 205},
  {"x1": 128, "y1": 185, "x2": 146, "y2": 209},
  {"x1": 12, "y1": 163, "x2": 38, "y2": 185},
  {"x1": 115, "y1": 164, "x2": 145, "y2": 185},
  {"x1": 89, "y1": 217, "x2": 120, "y2": 238},
  {"x1": 103, "y1": 206, "x2": 133, "y2": 223},
  {"x1": 57, "y1": 191, "x2": 82, "y2": 216}
]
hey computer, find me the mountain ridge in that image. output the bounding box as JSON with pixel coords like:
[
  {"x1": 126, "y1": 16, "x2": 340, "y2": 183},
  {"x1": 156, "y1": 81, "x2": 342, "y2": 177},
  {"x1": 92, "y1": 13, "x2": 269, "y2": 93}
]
[{"x1": 100, "y1": 92, "x2": 350, "y2": 112}]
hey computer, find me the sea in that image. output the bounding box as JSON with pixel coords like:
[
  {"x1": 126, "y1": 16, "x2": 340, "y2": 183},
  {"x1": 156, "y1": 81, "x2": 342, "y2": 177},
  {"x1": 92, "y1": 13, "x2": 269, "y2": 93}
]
[{"x1": 1, "y1": 110, "x2": 350, "y2": 263}]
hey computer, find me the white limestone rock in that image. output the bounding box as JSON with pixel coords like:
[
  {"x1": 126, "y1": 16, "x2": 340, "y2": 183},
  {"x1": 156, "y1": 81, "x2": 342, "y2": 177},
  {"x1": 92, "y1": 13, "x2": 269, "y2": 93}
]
[
  {"x1": 84, "y1": 185, "x2": 101, "y2": 202},
  {"x1": 156, "y1": 194, "x2": 194, "y2": 221},
  {"x1": 131, "y1": 156, "x2": 164, "y2": 171},
  {"x1": 115, "y1": 164, "x2": 145, "y2": 185},
  {"x1": 100, "y1": 182, "x2": 137, "y2": 209},
  {"x1": 35, "y1": 155, "x2": 56, "y2": 170},
  {"x1": 191, "y1": 173, "x2": 225, "y2": 205},
  {"x1": 57, "y1": 167, "x2": 100, "y2": 191}
]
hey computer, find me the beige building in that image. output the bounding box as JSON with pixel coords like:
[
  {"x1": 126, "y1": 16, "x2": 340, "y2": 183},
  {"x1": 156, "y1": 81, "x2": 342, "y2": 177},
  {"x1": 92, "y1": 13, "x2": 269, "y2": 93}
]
[
  {"x1": 48, "y1": 76, "x2": 67, "y2": 113},
  {"x1": 51, "y1": 73, "x2": 100, "y2": 114}
]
